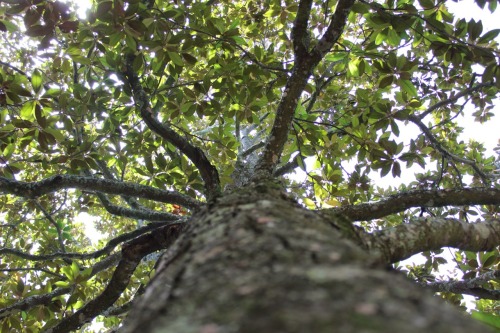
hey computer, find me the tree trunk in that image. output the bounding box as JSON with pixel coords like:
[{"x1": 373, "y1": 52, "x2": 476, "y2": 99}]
[{"x1": 118, "y1": 183, "x2": 491, "y2": 333}]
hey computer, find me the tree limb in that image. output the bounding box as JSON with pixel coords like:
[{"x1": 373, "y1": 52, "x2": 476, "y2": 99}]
[
  {"x1": 0, "y1": 253, "x2": 122, "y2": 320},
  {"x1": 0, "y1": 287, "x2": 74, "y2": 320},
  {"x1": 274, "y1": 154, "x2": 301, "y2": 177},
  {"x1": 365, "y1": 217, "x2": 500, "y2": 263},
  {"x1": 311, "y1": 0, "x2": 356, "y2": 60},
  {"x1": 43, "y1": 223, "x2": 187, "y2": 333},
  {"x1": 240, "y1": 142, "x2": 265, "y2": 159},
  {"x1": 97, "y1": 192, "x2": 181, "y2": 222},
  {"x1": 418, "y1": 82, "x2": 494, "y2": 119},
  {"x1": 326, "y1": 187, "x2": 500, "y2": 221},
  {"x1": 291, "y1": 0, "x2": 313, "y2": 59},
  {"x1": 0, "y1": 267, "x2": 65, "y2": 279},
  {"x1": 0, "y1": 221, "x2": 184, "y2": 261},
  {"x1": 0, "y1": 175, "x2": 201, "y2": 210},
  {"x1": 91, "y1": 160, "x2": 145, "y2": 211},
  {"x1": 123, "y1": 54, "x2": 221, "y2": 199},
  {"x1": 255, "y1": 0, "x2": 355, "y2": 174},
  {"x1": 425, "y1": 270, "x2": 500, "y2": 300},
  {"x1": 91, "y1": 252, "x2": 122, "y2": 276},
  {"x1": 33, "y1": 200, "x2": 67, "y2": 253},
  {"x1": 407, "y1": 114, "x2": 490, "y2": 183}
]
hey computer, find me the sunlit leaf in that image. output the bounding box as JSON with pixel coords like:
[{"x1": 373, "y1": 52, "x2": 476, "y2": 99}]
[{"x1": 31, "y1": 69, "x2": 42, "y2": 93}]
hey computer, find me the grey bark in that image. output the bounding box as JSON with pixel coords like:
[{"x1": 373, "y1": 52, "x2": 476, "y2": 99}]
[{"x1": 118, "y1": 182, "x2": 492, "y2": 333}]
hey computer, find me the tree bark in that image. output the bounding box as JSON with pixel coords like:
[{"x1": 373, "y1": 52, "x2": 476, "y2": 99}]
[{"x1": 118, "y1": 182, "x2": 492, "y2": 333}]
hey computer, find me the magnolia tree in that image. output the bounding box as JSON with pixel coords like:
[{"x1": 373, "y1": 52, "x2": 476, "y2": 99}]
[{"x1": 0, "y1": 0, "x2": 500, "y2": 332}]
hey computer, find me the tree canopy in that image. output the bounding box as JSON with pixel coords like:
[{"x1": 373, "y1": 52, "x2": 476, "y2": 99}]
[{"x1": 0, "y1": 0, "x2": 500, "y2": 331}]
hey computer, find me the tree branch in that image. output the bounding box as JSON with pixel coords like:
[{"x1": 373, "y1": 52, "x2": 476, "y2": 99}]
[
  {"x1": 97, "y1": 192, "x2": 181, "y2": 222},
  {"x1": 91, "y1": 252, "x2": 122, "y2": 276},
  {"x1": 291, "y1": 0, "x2": 313, "y2": 59},
  {"x1": 33, "y1": 200, "x2": 67, "y2": 253},
  {"x1": 0, "y1": 175, "x2": 201, "y2": 210},
  {"x1": 0, "y1": 60, "x2": 28, "y2": 77},
  {"x1": 407, "y1": 114, "x2": 490, "y2": 183},
  {"x1": 43, "y1": 223, "x2": 187, "y2": 333},
  {"x1": 0, "y1": 253, "x2": 122, "y2": 320},
  {"x1": 255, "y1": 0, "x2": 355, "y2": 174},
  {"x1": 0, "y1": 267, "x2": 65, "y2": 279},
  {"x1": 418, "y1": 82, "x2": 494, "y2": 119},
  {"x1": 123, "y1": 54, "x2": 221, "y2": 199},
  {"x1": 326, "y1": 187, "x2": 500, "y2": 221},
  {"x1": 311, "y1": 0, "x2": 356, "y2": 60},
  {"x1": 240, "y1": 142, "x2": 265, "y2": 159},
  {"x1": 273, "y1": 156, "x2": 301, "y2": 177},
  {"x1": 91, "y1": 160, "x2": 145, "y2": 211},
  {"x1": 365, "y1": 217, "x2": 500, "y2": 263},
  {"x1": 0, "y1": 287, "x2": 74, "y2": 320},
  {"x1": 0, "y1": 221, "x2": 184, "y2": 261},
  {"x1": 425, "y1": 270, "x2": 500, "y2": 300}
]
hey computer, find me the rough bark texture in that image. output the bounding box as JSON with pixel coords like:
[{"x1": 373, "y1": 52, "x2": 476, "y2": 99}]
[{"x1": 118, "y1": 183, "x2": 492, "y2": 333}]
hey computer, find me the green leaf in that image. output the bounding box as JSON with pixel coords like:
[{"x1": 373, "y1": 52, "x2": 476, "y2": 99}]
[
  {"x1": 387, "y1": 28, "x2": 401, "y2": 46},
  {"x1": 8, "y1": 83, "x2": 32, "y2": 97},
  {"x1": 489, "y1": 0, "x2": 498, "y2": 12},
  {"x1": 351, "y1": 2, "x2": 369, "y2": 13},
  {"x1": 168, "y1": 52, "x2": 184, "y2": 66},
  {"x1": 230, "y1": 35, "x2": 248, "y2": 46},
  {"x1": 418, "y1": 0, "x2": 434, "y2": 9},
  {"x1": 468, "y1": 20, "x2": 483, "y2": 40},
  {"x1": 325, "y1": 52, "x2": 348, "y2": 62},
  {"x1": 303, "y1": 197, "x2": 316, "y2": 209},
  {"x1": 348, "y1": 59, "x2": 360, "y2": 77},
  {"x1": 375, "y1": 29, "x2": 387, "y2": 45},
  {"x1": 471, "y1": 311, "x2": 500, "y2": 329},
  {"x1": 54, "y1": 280, "x2": 71, "y2": 288},
  {"x1": 20, "y1": 101, "x2": 36, "y2": 120},
  {"x1": 297, "y1": 154, "x2": 306, "y2": 171},
  {"x1": 0, "y1": 19, "x2": 18, "y2": 32},
  {"x1": 392, "y1": 161, "x2": 401, "y2": 178},
  {"x1": 478, "y1": 28, "x2": 500, "y2": 43},
  {"x1": 31, "y1": 69, "x2": 43, "y2": 93},
  {"x1": 182, "y1": 53, "x2": 198, "y2": 66},
  {"x1": 379, "y1": 75, "x2": 394, "y2": 88},
  {"x1": 399, "y1": 79, "x2": 418, "y2": 97}
]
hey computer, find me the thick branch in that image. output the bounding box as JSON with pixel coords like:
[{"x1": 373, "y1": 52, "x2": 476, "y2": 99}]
[
  {"x1": 97, "y1": 192, "x2": 181, "y2": 222},
  {"x1": 44, "y1": 223, "x2": 187, "y2": 333},
  {"x1": 311, "y1": 0, "x2": 356, "y2": 60},
  {"x1": 102, "y1": 301, "x2": 133, "y2": 317},
  {"x1": 366, "y1": 217, "x2": 500, "y2": 263},
  {"x1": 123, "y1": 54, "x2": 220, "y2": 199},
  {"x1": 274, "y1": 154, "x2": 301, "y2": 177},
  {"x1": 91, "y1": 252, "x2": 122, "y2": 276},
  {"x1": 0, "y1": 175, "x2": 201, "y2": 210},
  {"x1": 91, "y1": 161, "x2": 145, "y2": 210},
  {"x1": 291, "y1": 0, "x2": 313, "y2": 58},
  {"x1": 327, "y1": 187, "x2": 500, "y2": 221},
  {"x1": 425, "y1": 270, "x2": 500, "y2": 300},
  {"x1": 255, "y1": 0, "x2": 355, "y2": 174},
  {"x1": 240, "y1": 142, "x2": 265, "y2": 159}
]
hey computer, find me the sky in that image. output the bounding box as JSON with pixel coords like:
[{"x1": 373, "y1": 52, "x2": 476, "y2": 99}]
[{"x1": 448, "y1": 0, "x2": 499, "y2": 152}]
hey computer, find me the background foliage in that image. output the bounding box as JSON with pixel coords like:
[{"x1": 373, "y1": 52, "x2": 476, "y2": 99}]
[{"x1": 0, "y1": 0, "x2": 499, "y2": 331}]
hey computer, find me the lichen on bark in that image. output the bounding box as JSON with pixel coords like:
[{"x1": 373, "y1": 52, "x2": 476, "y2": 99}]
[{"x1": 118, "y1": 183, "x2": 492, "y2": 333}]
